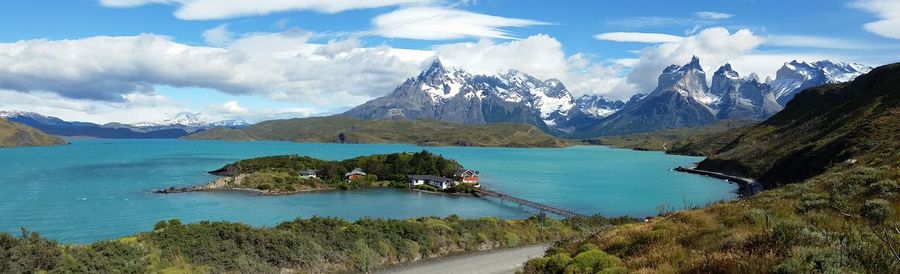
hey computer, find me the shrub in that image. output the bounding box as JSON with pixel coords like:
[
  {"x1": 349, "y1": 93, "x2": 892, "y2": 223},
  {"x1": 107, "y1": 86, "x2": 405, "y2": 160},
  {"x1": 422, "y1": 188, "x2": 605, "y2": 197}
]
[
  {"x1": 505, "y1": 232, "x2": 519, "y2": 246},
  {"x1": 869, "y1": 179, "x2": 898, "y2": 196},
  {"x1": 861, "y1": 199, "x2": 893, "y2": 224},
  {"x1": 545, "y1": 253, "x2": 572, "y2": 274}
]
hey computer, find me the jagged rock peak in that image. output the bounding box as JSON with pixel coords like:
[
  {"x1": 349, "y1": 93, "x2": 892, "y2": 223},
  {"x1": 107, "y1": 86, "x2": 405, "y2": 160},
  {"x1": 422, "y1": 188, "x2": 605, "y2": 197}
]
[
  {"x1": 685, "y1": 55, "x2": 703, "y2": 70},
  {"x1": 715, "y1": 63, "x2": 739, "y2": 78},
  {"x1": 419, "y1": 58, "x2": 448, "y2": 79}
]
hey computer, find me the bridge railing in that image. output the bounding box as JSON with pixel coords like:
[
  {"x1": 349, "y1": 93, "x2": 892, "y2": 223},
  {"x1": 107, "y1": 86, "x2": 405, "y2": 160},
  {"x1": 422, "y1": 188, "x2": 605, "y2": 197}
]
[{"x1": 474, "y1": 188, "x2": 584, "y2": 218}]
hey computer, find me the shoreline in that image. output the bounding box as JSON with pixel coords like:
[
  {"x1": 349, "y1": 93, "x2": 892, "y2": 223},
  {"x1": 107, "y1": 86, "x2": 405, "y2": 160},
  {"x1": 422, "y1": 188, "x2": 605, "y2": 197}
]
[
  {"x1": 674, "y1": 166, "x2": 763, "y2": 197},
  {"x1": 156, "y1": 175, "x2": 477, "y2": 197}
]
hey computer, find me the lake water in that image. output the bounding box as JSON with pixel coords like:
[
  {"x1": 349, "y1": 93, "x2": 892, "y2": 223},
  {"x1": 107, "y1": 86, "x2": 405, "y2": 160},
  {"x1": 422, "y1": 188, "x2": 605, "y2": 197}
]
[{"x1": 0, "y1": 139, "x2": 737, "y2": 243}]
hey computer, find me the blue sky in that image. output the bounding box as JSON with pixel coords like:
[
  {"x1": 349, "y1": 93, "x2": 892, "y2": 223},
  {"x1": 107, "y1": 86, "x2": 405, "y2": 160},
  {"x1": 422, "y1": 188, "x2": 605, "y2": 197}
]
[{"x1": 0, "y1": 0, "x2": 897, "y2": 123}]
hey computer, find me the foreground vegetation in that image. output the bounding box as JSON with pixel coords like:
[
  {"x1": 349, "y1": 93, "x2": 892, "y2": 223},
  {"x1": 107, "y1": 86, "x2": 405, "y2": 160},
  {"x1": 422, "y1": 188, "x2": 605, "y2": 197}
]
[
  {"x1": 523, "y1": 63, "x2": 900, "y2": 273},
  {"x1": 0, "y1": 215, "x2": 632, "y2": 273},
  {"x1": 184, "y1": 115, "x2": 569, "y2": 148},
  {"x1": 587, "y1": 119, "x2": 757, "y2": 156},
  {"x1": 0, "y1": 118, "x2": 66, "y2": 148}
]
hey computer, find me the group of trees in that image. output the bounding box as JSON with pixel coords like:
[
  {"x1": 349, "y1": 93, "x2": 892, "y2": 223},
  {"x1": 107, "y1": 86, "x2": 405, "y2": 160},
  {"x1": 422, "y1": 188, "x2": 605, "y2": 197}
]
[{"x1": 212, "y1": 150, "x2": 463, "y2": 186}]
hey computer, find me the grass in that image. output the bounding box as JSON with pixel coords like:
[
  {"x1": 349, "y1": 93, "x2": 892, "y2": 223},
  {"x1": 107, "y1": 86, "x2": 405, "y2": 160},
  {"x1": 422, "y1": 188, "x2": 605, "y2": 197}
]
[
  {"x1": 0, "y1": 118, "x2": 66, "y2": 148},
  {"x1": 524, "y1": 166, "x2": 899, "y2": 273},
  {"x1": 184, "y1": 115, "x2": 569, "y2": 148},
  {"x1": 587, "y1": 119, "x2": 757, "y2": 156}
]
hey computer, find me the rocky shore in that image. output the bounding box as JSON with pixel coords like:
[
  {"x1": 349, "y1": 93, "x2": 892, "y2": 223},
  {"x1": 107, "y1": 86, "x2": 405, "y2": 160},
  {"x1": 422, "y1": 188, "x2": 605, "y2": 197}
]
[{"x1": 155, "y1": 174, "x2": 337, "y2": 195}]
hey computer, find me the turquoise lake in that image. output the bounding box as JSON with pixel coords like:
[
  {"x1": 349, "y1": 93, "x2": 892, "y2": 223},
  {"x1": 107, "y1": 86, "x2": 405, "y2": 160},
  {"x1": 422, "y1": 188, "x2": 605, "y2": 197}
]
[{"x1": 0, "y1": 139, "x2": 737, "y2": 243}]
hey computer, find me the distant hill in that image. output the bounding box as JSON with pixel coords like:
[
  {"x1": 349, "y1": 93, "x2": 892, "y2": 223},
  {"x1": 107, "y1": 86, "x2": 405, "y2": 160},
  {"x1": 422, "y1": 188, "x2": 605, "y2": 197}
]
[
  {"x1": 699, "y1": 62, "x2": 900, "y2": 188},
  {"x1": 0, "y1": 118, "x2": 66, "y2": 147},
  {"x1": 589, "y1": 119, "x2": 757, "y2": 156},
  {"x1": 183, "y1": 116, "x2": 568, "y2": 148},
  {"x1": 0, "y1": 111, "x2": 190, "y2": 139}
]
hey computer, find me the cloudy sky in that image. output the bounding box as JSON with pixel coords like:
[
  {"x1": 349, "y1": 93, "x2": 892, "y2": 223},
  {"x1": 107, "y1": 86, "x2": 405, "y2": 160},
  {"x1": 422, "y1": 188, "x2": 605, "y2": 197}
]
[{"x1": 1, "y1": 0, "x2": 898, "y2": 123}]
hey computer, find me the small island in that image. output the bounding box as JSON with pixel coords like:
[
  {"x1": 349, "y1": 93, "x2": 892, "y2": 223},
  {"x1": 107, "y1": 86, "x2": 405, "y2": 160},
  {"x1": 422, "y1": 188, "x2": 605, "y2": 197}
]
[{"x1": 158, "y1": 150, "x2": 481, "y2": 195}]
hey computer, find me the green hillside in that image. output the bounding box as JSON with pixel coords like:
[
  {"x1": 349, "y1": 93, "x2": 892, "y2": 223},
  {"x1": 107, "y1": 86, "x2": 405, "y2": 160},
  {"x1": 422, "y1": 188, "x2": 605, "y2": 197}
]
[
  {"x1": 699, "y1": 63, "x2": 900, "y2": 188},
  {"x1": 0, "y1": 118, "x2": 66, "y2": 147},
  {"x1": 589, "y1": 119, "x2": 757, "y2": 156},
  {"x1": 184, "y1": 116, "x2": 568, "y2": 148},
  {"x1": 523, "y1": 63, "x2": 900, "y2": 273}
]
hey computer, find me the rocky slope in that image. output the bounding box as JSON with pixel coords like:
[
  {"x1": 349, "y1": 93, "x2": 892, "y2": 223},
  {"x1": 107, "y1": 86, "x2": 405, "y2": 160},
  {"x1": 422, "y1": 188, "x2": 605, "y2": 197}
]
[{"x1": 0, "y1": 118, "x2": 66, "y2": 147}]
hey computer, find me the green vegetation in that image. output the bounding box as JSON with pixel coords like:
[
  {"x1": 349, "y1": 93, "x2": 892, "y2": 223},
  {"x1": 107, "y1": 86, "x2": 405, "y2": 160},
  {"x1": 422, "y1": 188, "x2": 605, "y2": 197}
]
[
  {"x1": 183, "y1": 115, "x2": 569, "y2": 148},
  {"x1": 524, "y1": 165, "x2": 899, "y2": 273},
  {"x1": 523, "y1": 63, "x2": 900, "y2": 273},
  {"x1": 0, "y1": 215, "x2": 630, "y2": 273},
  {"x1": 588, "y1": 119, "x2": 757, "y2": 156},
  {"x1": 197, "y1": 150, "x2": 463, "y2": 194},
  {"x1": 0, "y1": 118, "x2": 66, "y2": 148}
]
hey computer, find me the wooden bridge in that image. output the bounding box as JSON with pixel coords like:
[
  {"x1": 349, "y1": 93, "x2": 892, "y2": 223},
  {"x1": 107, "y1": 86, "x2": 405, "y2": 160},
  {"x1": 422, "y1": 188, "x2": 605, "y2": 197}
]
[{"x1": 473, "y1": 188, "x2": 585, "y2": 219}]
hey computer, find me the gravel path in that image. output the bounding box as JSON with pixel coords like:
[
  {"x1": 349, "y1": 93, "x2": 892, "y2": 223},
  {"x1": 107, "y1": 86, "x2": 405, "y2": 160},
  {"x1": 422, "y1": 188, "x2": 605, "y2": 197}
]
[{"x1": 375, "y1": 245, "x2": 548, "y2": 274}]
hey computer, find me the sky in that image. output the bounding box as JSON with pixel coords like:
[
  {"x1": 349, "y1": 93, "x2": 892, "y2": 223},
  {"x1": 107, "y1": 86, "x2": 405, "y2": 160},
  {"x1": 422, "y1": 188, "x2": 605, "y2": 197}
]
[{"x1": 0, "y1": 0, "x2": 898, "y2": 124}]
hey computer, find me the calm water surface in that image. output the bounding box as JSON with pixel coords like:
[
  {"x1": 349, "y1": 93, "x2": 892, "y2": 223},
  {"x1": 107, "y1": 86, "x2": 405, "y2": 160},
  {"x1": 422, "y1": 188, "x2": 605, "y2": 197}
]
[{"x1": 0, "y1": 139, "x2": 737, "y2": 243}]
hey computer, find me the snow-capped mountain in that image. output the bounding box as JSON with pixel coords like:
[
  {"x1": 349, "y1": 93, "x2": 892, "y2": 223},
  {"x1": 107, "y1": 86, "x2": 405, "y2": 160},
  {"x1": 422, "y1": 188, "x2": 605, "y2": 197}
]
[
  {"x1": 345, "y1": 59, "x2": 591, "y2": 133},
  {"x1": 574, "y1": 95, "x2": 625, "y2": 118},
  {"x1": 710, "y1": 64, "x2": 781, "y2": 119},
  {"x1": 768, "y1": 60, "x2": 871, "y2": 105},
  {"x1": 108, "y1": 112, "x2": 249, "y2": 133},
  {"x1": 573, "y1": 57, "x2": 868, "y2": 137},
  {"x1": 574, "y1": 56, "x2": 720, "y2": 136},
  {"x1": 656, "y1": 56, "x2": 716, "y2": 105},
  {"x1": 129, "y1": 112, "x2": 248, "y2": 129}
]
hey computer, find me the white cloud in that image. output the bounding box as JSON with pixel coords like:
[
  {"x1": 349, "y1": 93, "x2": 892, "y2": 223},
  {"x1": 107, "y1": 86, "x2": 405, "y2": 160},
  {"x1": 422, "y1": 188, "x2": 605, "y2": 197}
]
[
  {"x1": 765, "y1": 35, "x2": 877, "y2": 50},
  {"x1": 594, "y1": 32, "x2": 684, "y2": 43},
  {"x1": 0, "y1": 33, "x2": 430, "y2": 109},
  {"x1": 0, "y1": 90, "x2": 187, "y2": 124},
  {"x1": 202, "y1": 24, "x2": 233, "y2": 46},
  {"x1": 850, "y1": 0, "x2": 900, "y2": 39},
  {"x1": 99, "y1": 0, "x2": 435, "y2": 20},
  {"x1": 373, "y1": 7, "x2": 548, "y2": 40},
  {"x1": 434, "y1": 34, "x2": 566, "y2": 78},
  {"x1": 315, "y1": 37, "x2": 362, "y2": 58},
  {"x1": 626, "y1": 27, "x2": 765, "y2": 92},
  {"x1": 212, "y1": 101, "x2": 249, "y2": 115},
  {"x1": 695, "y1": 11, "x2": 734, "y2": 20}
]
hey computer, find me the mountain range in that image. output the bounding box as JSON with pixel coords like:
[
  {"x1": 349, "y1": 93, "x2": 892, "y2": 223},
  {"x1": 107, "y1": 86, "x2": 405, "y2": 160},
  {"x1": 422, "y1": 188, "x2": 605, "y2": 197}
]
[
  {"x1": 344, "y1": 59, "x2": 625, "y2": 134},
  {"x1": 0, "y1": 111, "x2": 249, "y2": 139},
  {"x1": 346, "y1": 57, "x2": 870, "y2": 137},
  {"x1": 577, "y1": 57, "x2": 871, "y2": 136}
]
